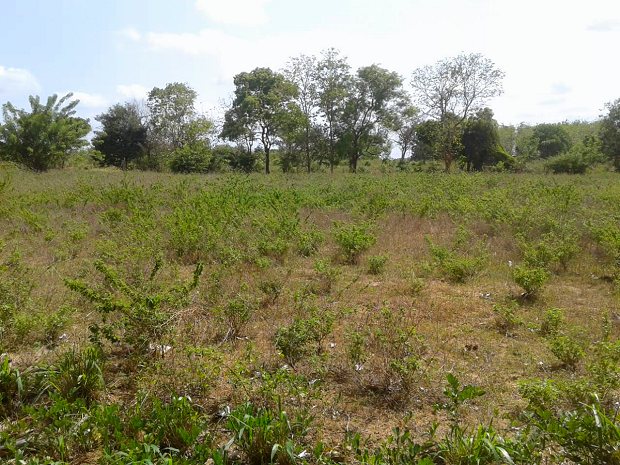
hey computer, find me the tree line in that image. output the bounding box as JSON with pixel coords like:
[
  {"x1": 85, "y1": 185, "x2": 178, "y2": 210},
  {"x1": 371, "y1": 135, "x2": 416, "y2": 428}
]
[{"x1": 1, "y1": 49, "x2": 619, "y2": 173}]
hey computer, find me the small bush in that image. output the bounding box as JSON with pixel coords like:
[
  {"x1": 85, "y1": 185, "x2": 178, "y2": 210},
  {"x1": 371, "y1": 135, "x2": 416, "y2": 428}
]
[
  {"x1": 540, "y1": 307, "x2": 564, "y2": 337},
  {"x1": 549, "y1": 335, "x2": 585, "y2": 371},
  {"x1": 544, "y1": 152, "x2": 590, "y2": 174},
  {"x1": 492, "y1": 302, "x2": 521, "y2": 336},
  {"x1": 312, "y1": 259, "x2": 339, "y2": 294},
  {"x1": 334, "y1": 222, "x2": 376, "y2": 264},
  {"x1": 513, "y1": 264, "x2": 549, "y2": 298},
  {"x1": 227, "y1": 402, "x2": 311, "y2": 465},
  {"x1": 275, "y1": 313, "x2": 334, "y2": 366},
  {"x1": 0, "y1": 356, "x2": 23, "y2": 418},
  {"x1": 296, "y1": 230, "x2": 324, "y2": 257},
  {"x1": 427, "y1": 239, "x2": 485, "y2": 283},
  {"x1": 367, "y1": 255, "x2": 388, "y2": 275},
  {"x1": 49, "y1": 346, "x2": 105, "y2": 405}
]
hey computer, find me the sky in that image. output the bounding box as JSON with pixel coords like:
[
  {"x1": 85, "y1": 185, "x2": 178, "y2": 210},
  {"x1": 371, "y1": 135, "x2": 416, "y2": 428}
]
[{"x1": 1, "y1": 0, "x2": 619, "y2": 129}]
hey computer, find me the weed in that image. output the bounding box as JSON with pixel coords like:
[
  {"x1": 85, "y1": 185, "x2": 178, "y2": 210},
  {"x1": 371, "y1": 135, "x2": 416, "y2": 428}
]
[
  {"x1": 334, "y1": 222, "x2": 376, "y2": 264},
  {"x1": 513, "y1": 265, "x2": 549, "y2": 298},
  {"x1": 548, "y1": 335, "x2": 585, "y2": 371},
  {"x1": 367, "y1": 255, "x2": 388, "y2": 275}
]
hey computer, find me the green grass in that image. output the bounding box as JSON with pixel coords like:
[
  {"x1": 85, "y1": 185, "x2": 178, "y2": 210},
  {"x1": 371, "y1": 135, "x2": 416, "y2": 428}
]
[{"x1": 1, "y1": 166, "x2": 620, "y2": 463}]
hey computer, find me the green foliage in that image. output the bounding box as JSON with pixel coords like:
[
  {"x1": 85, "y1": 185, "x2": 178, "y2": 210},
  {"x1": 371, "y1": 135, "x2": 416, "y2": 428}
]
[
  {"x1": 0, "y1": 355, "x2": 23, "y2": 418},
  {"x1": 367, "y1": 254, "x2": 388, "y2": 275},
  {"x1": 427, "y1": 237, "x2": 485, "y2": 283},
  {"x1": 540, "y1": 307, "x2": 564, "y2": 337},
  {"x1": 0, "y1": 94, "x2": 90, "y2": 171},
  {"x1": 221, "y1": 293, "x2": 256, "y2": 339},
  {"x1": 437, "y1": 373, "x2": 486, "y2": 421},
  {"x1": 544, "y1": 152, "x2": 591, "y2": 174},
  {"x1": 47, "y1": 346, "x2": 104, "y2": 405},
  {"x1": 493, "y1": 302, "x2": 521, "y2": 336},
  {"x1": 295, "y1": 229, "x2": 324, "y2": 257},
  {"x1": 169, "y1": 145, "x2": 213, "y2": 173},
  {"x1": 92, "y1": 102, "x2": 147, "y2": 168},
  {"x1": 531, "y1": 123, "x2": 572, "y2": 159},
  {"x1": 65, "y1": 260, "x2": 203, "y2": 354},
  {"x1": 312, "y1": 259, "x2": 339, "y2": 294},
  {"x1": 600, "y1": 98, "x2": 620, "y2": 170},
  {"x1": 349, "y1": 306, "x2": 425, "y2": 394},
  {"x1": 512, "y1": 265, "x2": 549, "y2": 297},
  {"x1": 274, "y1": 313, "x2": 334, "y2": 366},
  {"x1": 226, "y1": 402, "x2": 312, "y2": 465},
  {"x1": 548, "y1": 335, "x2": 585, "y2": 370},
  {"x1": 334, "y1": 222, "x2": 376, "y2": 264}
]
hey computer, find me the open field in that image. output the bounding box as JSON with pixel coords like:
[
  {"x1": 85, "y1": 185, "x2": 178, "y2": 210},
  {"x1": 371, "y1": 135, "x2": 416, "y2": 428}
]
[{"x1": 1, "y1": 167, "x2": 619, "y2": 464}]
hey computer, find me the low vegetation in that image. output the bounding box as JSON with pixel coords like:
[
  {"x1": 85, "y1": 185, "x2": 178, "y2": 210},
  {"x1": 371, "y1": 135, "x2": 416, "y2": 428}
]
[{"x1": 0, "y1": 166, "x2": 619, "y2": 464}]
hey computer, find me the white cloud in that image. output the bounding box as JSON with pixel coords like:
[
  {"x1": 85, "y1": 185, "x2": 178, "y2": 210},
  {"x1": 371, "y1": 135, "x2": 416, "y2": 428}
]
[
  {"x1": 65, "y1": 91, "x2": 108, "y2": 109},
  {"x1": 116, "y1": 84, "x2": 149, "y2": 100},
  {"x1": 117, "y1": 27, "x2": 142, "y2": 41},
  {"x1": 0, "y1": 66, "x2": 40, "y2": 98},
  {"x1": 587, "y1": 20, "x2": 620, "y2": 32},
  {"x1": 195, "y1": 0, "x2": 272, "y2": 26}
]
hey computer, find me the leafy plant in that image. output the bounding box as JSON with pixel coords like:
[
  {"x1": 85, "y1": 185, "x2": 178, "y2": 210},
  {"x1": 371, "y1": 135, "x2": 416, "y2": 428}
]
[
  {"x1": 65, "y1": 260, "x2": 203, "y2": 354},
  {"x1": 493, "y1": 302, "x2": 521, "y2": 336},
  {"x1": 513, "y1": 265, "x2": 549, "y2": 298},
  {"x1": 226, "y1": 402, "x2": 312, "y2": 465},
  {"x1": 334, "y1": 222, "x2": 376, "y2": 264},
  {"x1": 367, "y1": 254, "x2": 388, "y2": 275},
  {"x1": 540, "y1": 307, "x2": 564, "y2": 337},
  {"x1": 275, "y1": 313, "x2": 334, "y2": 366},
  {"x1": 548, "y1": 335, "x2": 585, "y2": 371}
]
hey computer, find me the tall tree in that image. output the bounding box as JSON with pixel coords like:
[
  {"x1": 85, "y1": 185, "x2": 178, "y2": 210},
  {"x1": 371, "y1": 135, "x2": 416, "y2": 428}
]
[
  {"x1": 411, "y1": 53, "x2": 505, "y2": 171},
  {"x1": 0, "y1": 93, "x2": 90, "y2": 171},
  {"x1": 146, "y1": 82, "x2": 197, "y2": 152},
  {"x1": 599, "y1": 98, "x2": 620, "y2": 170},
  {"x1": 221, "y1": 67, "x2": 299, "y2": 174},
  {"x1": 92, "y1": 102, "x2": 147, "y2": 168},
  {"x1": 391, "y1": 98, "x2": 420, "y2": 162},
  {"x1": 340, "y1": 65, "x2": 404, "y2": 172},
  {"x1": 284, "y1": 54, "x2": 318, "y2": 172},
  {"x1": 531, "y1": 123, "x2": 572, "y2": 158},
  {"x1": 461, "y1": 108, "x2": 508, "y2": 171},
  {"x1": 315, "y1": 48, "x2": 351, "y2": 173}
]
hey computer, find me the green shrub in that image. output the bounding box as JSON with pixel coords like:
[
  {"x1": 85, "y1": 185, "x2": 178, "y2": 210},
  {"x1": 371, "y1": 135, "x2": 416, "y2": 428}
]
[
  {"x1": 367, "y1": 255, "x2": 388, "y2": 275},
  {"x1": 544, "y1": 152, "x2": 590, "y2": 174},
  {"x1": 169, "y1": 146, "x2": 213, "y2": 173},
  {"x1": 427, "y1": 239, "x2": 485, "y2": 283},
  {"x1": 513, "y1": 265, "x2": 549, "y2": 297},
  {"x1": 493, "y1": 302, "x2": 521, "y2": 336},
  {"x1": 549, "y1": 335, "x2": 585, "y2": 371},
  {"x1": 48, "y1": 346, "x2": 105, "y2": 405},
  {"x1": 227, "y1": 402, "x2": 312, "y2": 465},
  {"x1": 0, "y1": 356, "x2": 23, "y2": 418},
  {"x1": 334, "y1": 222, "x2": 376, "y2": 264},
  {"x1": 275, "y1": 313, "x2": 334, "y2": 366},
  {"x1": 312, "y1": 259, "x2": 339, "y2": 294},
  {"x1": 296, "y1": 229, "x2": 324, "y2": 257},
  {"x1": 540, "y1": 308, "x2": 564, "y2": 337},
  {"x1": 223, "y1": 294, "x2": 256, "y2": 339}
]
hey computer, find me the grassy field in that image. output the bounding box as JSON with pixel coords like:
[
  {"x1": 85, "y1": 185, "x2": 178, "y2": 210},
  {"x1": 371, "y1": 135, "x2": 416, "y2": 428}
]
[{"x1": 1, "y1": 166, "x2": 619, "y2": 464}]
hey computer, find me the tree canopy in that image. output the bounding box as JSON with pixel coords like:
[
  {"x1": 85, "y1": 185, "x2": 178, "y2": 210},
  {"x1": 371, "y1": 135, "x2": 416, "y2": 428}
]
[{"x1": 0, "y1": 93, "x2": 90, "y2": 171}]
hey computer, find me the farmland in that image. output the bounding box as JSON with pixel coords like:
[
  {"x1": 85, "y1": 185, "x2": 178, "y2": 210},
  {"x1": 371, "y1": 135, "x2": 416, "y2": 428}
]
[{"x1": 1, "y1": 166, "x2": 620, "y2": 464}]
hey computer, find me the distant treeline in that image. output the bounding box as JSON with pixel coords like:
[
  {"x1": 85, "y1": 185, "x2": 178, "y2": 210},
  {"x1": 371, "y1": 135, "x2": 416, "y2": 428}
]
[{"x1": 1, "y1": 49, "x2": 619, "y2": 174}]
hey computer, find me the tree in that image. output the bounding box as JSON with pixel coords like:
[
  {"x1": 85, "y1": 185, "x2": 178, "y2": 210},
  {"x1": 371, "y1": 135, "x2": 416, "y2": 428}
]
[
  {"x1": 340, "y1": 64, "x2": 404, "y2": 172},
  {"x1": 531, "y1": 124, "x2": 572, "y2": 158},
  {"x1": 284, "y1": 54, "x2": 318, "y2": 172},
  {"x1": 221, "y1": 67, "x2": 299, "y2": 174},
  {"x1": 461, "y1": 108, "x2": 504, "y2": 171},
  {"x1": 146, "y1": 82, "x2": 197, "y2": 152},
  {"x1": 600, "y1": 98, "x2": 620, "y2": 170},
  {"x1": 315, "y1": 48, "x2": 351, "y2": 173},
  {"x1": 411, "y1": 53, "x2": 505, "y2": 171},
  {"x1": 92, "y1": 102, "x2": 147, "y2": 168},
  {"x1": 0, "y1": 93, "x2": 90, "y2": 171},
  {"x1": 391, "y1": 98, "x2": 420, "y2": 162},
  {"x1": 169, "y1": 117, "x2": 215, "y2": 173}
]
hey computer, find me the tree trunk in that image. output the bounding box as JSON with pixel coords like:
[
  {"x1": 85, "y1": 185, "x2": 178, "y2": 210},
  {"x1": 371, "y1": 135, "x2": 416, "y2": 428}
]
[
  {"x1": 265, "y1": 148, "x2": 270, "y2": 174},
  {"x1": 349, "y1": 154, "x2": 358, "y2": 173}
]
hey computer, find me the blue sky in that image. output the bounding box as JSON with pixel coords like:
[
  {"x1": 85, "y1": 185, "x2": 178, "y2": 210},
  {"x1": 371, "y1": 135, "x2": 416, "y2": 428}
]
[{"x1": 1, "y1": 0, "x2": 619, "y2": 127}]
